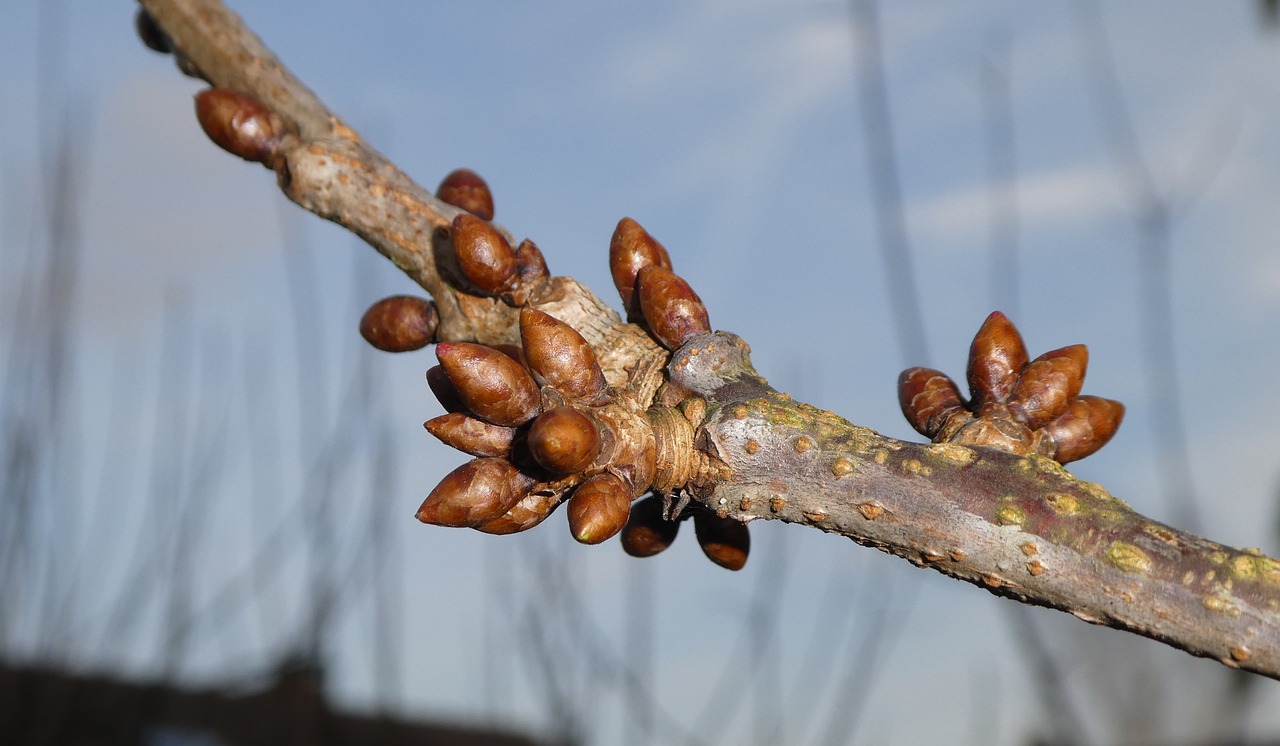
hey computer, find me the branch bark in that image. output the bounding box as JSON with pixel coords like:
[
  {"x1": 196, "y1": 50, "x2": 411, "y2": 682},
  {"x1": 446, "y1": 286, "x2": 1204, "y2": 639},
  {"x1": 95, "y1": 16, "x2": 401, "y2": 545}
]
[{"x1": 137, "y1": 0, "x2": 1280, "y2": 679}]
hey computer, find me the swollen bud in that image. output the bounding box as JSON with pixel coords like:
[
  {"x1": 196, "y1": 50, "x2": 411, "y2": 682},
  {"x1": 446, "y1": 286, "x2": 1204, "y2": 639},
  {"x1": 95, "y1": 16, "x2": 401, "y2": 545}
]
[
  {"x1": 967, "y1": 311, "x2": 1028, "y2": 406},
  {"x1": 519, "y1": 309, "x2": 607, "y2": 402},
  {"x1": 527, "y1": 406, "x2": 601, "y2": 476},
  {"x1": 637, "y1": 265, "x2": 711, "y2": 350},
  {"x1": 609, "y1": 217, "x2": 672, "y2": 319},
  {"x1": 416, "y1": 457, "x2": 535, "y2": 528},
  {"x1": 424, "y1": 412, "x2": 515, "y2": 458},
  {"x1": 427, "y1": 365, "x2": 467, "y2": 414},
  {"x1": 194, "y1": 88, "x2": 287, "y2": 164},
  {"x1": 620, "y1": 496, "x2": 680, "y2": 558},
  {"x1": 567, "y1": 473, "x2": 632, "y2": 544},
  {"x1": 451, "y1": 214, "x2": 517, "y2": 296},
  {"x1": 359, "y1": 295, "x2": 438, "y2": 352},
  {"x1": 475, "y1": 491, "x2": 561, "y2": 535},
  {"x1": 1041, "y1": 396, "x2": 1125, "y2": 463},
  {"x1": 437, "y1": 168, "x2": 494, "y2": 220},
  {"x1": 436, "y1": 343, "x2": 541, "y2": 427},
  {"x1": 898, "y1": 367, "x2": 968, "y2": 438},
  {"x1": 135, "y1": 9, "x2": 170, "y2": 53},
  {"x1": 1009, "y1": 345, "x2": 1088, "y2": 429},
  {"x1": 514, "y1": 239, "x2": 550, "y2": 286},
  {"x1": 693, "y1": 512, "x2": 751, "y2": 571}
]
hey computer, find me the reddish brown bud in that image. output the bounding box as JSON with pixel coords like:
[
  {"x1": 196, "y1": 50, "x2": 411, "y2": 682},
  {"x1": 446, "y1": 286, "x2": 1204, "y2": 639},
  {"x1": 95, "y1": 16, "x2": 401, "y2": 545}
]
[
  {"x1": 693, "y1": 512, "x2": 751, "y2": 571},
  {"x1": 514, "y1": 238, "x2": 549, "y2": 286},
  {"x1": 527, "y1": 406, "x2": 601, "y2": 476},
  {"x1": 567, "y1": 473, "x2": 632, "y2": 544},
  {"x1": 1009, "y1": 344, "x2": 1088, "y2": 428},
  {"x1": 967, "y1": 311, "x2": 1029, "y2": 406},
  {"x1": 898, "y1": 367, "x2": 969, "y2": 438},
  {"x1": 436, "y1": 343, "x2": 541, "y2": 427},
  {"x1": 436, "y1": 168, "x2": 494, "y2": 220},
  {"x1": 451, "y1": 214, "x2": 517, "y2": 295},
  {"x1": 609, "y1": 217, "x2": 672, "y2": 318},
  {"x1": 425, "y1": 412, "x2": 516, "y2": 458},
  {"x1": 427, "y1": 365, "x2": 466, "y2": 413},
  {"x1": 519, "y1": 309, "x2": 606, "y2": 401},
  {"x1": 1041, "y1": 396, "x2": 1125, "y2": 463},
  {"x1": 637, "y1": 265, "x2": 711, "y2": 350},
  {"x1": 194, "y1": 88, "x2": 286, "y2": 164},
  {"x1": 474, "y1": 491, "x2": 560, "y2": 535},
  {"x1": 359, "y1": 295, "x2": 438, "y2": 352},
  {"x1": 135, "y1": 9, "x2": 170, "y2": 53},
  {"x1": 416, "y1": 457, "x2": 535, "y2": 528},
  {"x1": 620, "y1": 496, "x2": 680, "y2": 558}
]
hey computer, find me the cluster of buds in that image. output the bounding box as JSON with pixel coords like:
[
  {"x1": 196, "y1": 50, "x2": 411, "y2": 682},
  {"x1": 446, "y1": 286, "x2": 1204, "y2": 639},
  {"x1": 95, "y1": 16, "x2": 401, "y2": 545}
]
[
  {"x1": 609, "y1": 217, "x2": 711, "y2": 350},
  {"x1": 898, "y1": 311, "x2": 1124, "y2": 463}
]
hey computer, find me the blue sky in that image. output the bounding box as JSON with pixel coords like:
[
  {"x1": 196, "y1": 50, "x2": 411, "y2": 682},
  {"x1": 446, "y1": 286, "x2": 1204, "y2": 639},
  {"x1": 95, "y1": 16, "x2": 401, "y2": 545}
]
[{"x1": 3, "y1": 2, "x2": 1280, "y2": 743}]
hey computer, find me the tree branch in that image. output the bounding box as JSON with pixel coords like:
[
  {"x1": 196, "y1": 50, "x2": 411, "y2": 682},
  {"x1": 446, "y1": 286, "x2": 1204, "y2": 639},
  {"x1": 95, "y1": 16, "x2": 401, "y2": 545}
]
[{"x1": 136, "y1": 0, "x2": 1280, "y2": 679}]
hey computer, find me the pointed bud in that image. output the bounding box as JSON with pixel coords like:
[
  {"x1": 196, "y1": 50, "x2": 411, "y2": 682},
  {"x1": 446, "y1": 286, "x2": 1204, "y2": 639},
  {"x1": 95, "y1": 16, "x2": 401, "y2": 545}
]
[
  {"x1": 427, "y1": 365, "x2": 466, "y2": 413},
  {"x1": 194, "y1": 88, "x2": 286, "y2": 164},
  {"x1": 527, "y1": 406, "x2": 601, "y2": 476},
  {"x1": 1041, "y1": 396, "x2": 1124, "y2": 463},
  {"x1": 620, "y1": 496, "x2": 680, "y2": 558},
  {"x1": 637, "y1": 265, "x2": 711, "y2": 350},
  {"x1": 898, "y1": 367, "x2": 969, "y2": 438},
  {"x1": 451, "y1": 214, "x2": 517, "y2": 296},
  {"x1": 416, "y1": 458, "x2": 535, "y2": 527},
  {"x1": 359, "y1": 295, "x2": 438, "y2": 352},
  {"x1": 967, "y1": 311, "x2": 1029, "y2": 406},
  {"x1": 1009, "y1": 344, "x2": 1088, "y2": 428},
  {"x1": 514, "y1": 238, "x2": 550, "y2": 285},
  {"x1": 424, "y1": 412, "x2": 516, "y2": 457},
  {"x1": 474, "y1": 491, "x2": 561, "y2": 535},
  {"x1": 609, "y1": 217, "x2": 672, "y2": 319},
  {"x1": 135, "y1": 9, "x2": 170, "y2": 53},
  {"x1": 436, "y1": 342, "x2": 541, "y2": 427},
  {"x1": 519, "y1": 309, "x2": 606, "y2": 401},
  {"x1": 693, "y1": 512, "x2": 751, "y2": 571},
  {"x1": 567, "y1": 473, "x2": 632, "y2": 544},
  {"x1": 437, "y1": 168, "x2": 494, "y2": 220}
]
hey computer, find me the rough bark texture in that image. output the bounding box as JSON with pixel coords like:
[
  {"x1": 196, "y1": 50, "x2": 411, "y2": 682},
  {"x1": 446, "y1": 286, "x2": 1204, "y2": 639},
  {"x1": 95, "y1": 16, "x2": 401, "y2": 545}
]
[{"x1": 138, "y1": 0, "x2": 1280, "y2": 679}]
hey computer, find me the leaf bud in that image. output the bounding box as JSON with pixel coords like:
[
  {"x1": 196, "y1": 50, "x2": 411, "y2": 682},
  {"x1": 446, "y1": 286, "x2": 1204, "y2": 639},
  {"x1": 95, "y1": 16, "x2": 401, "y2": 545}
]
[
  {"x1": 527, "y1": 406, "x2": 601, "y2": 476},
  {"x1": 135, "y1": 9, "x2": 171, "y2": 53},
  {"x1": 609, "y1": 217, "x2": 672, "y2": 319},
  {"x1": 693, "y1": 512, "x2": 751, "y2": 571},
  {"x1": 567, "y1": 473, "x2": 632, "y2": 544},
  {"x1": 898, "y1": 367, "x2": 968, "y2": 438},
  {"x1": 416, "y1": 457, "x2": 535, "y2": 528},
  {"x1": 359, "y1": 295, "x2": 438, "y2": 352},
  {"x1": 1008, "y1": 344, "x2": 1088, "y2": 429},
  {"x1": 474, "y1": 491, "x2": 560, "y2": 535},
  {"x1": 620, "y1": 496, "x2": 680, "y2": 558},
  {"x1": 451, "y1": 214, "x2": 517, "y2": 296},
  {"x1": 1041, "y1": 396, "x2": 1125, "y2": 463},
  {"x1": 514, "y1": 238, "x2": 550, "y2": 286},
  {"x1": 637, "y1": 265, "x2": 711, "y2": 350},
  {"x1": 436, "y1": 342, "x2": 541, "y2": 427},
  {"x1": 424, "y1": 412, "x2": 515, "y2": 458},
  {"x1": 194, "y1": 88, "x2": 287, "y2": 164},
  {"x1": 519, "y1": 308, "x2": 606, "y2": 402},
  {"x1": 967, "y1": 311, "x2": 1028, "y2": 406},
  {"x1": 427, "y1": 365, "x2": 466, "y2": 413},
  {"x1": 436, "y1": 168, "x2": 494, "y2": 220}
]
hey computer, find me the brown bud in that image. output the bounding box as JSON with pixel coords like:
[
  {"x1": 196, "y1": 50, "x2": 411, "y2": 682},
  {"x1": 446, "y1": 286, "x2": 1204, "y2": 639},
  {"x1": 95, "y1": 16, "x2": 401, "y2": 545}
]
[
  {"x1": 519, "y1": 309, "x2": 607, "y2": 401},
  {"x1": 135, "y1": 9, "x2": 170, "y2": 53},
  {"x1": 1009, "y1": 344, "x2": 1088, "y2": 429},
  {"x1": 1041, "y1": 396, "x2": 1125, "y2": 463},
  {"x1": 693, "y1": 512, "x2": 751, "y2": 571},
  {"x1": 620, "y1": 495, "x2": 680, "y2": 558},
  {"x1": 567, "y1": 473, "x2": 632, "y2": 544},
  {"x1": 637, "y1": 265, "x2": 711, "y2": 350},
  {"x1": 898, "y1": 367, "x2": 968, "y2": 438},
  {"x1": 609, "y1": 217, "x2": 672, "y2": 318},
  {"x1": 425, "y1": 412, "x2": 516, "y2": 457},
  {"x1": 436, "y1": 343, "x2": 541, "y2": 427},
  {"x1": 359, "y1": 295, "x2": 438, "y2": 352},
  {"x1": 416, "y1": 457, "x2": 535, "y2": 528},
  {"x1": 427, "y1": 365, "x2": 466, "y2": 413},
  {"x1": 437, "y1": 168, "x2": 494, "y2": 220},
  {"x1": 451, "y1": 214, "x2": 516, "y2": 296},
  {"x1": 194, "y1": 88, "x2": 286, "y2": 164},
  {"x1": 527, "y1": 406, "x2": 601, "y2": 476},
  {"x1": 967, "y1": 311, "x2": 1029, "y2": 406},
  {"x1": 474, "y1": 491, "x2": 561, "y2": 535},
  {"x1": 514, "y1": 238, "x2": 550, "y2": 286}
]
